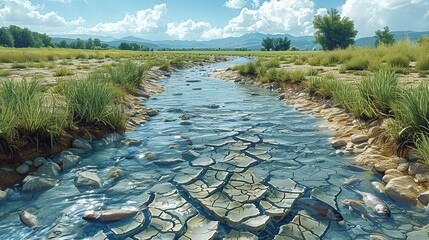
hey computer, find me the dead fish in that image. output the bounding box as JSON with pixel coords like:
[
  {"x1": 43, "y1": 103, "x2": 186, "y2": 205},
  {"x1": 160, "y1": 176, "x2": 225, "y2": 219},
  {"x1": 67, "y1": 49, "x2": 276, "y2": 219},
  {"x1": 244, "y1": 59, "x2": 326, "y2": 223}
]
[
  {"x1": 348, "y1": 188, "x2": 390, "y2": 218},
  {"x1": 297, "y1": 197, "x2": 343, "y2": 221},
  {"x1": 342, "y1": 176, "x2": 362, "y2": 186},
  {"x1": 19, "y1": 210, "x2": 38, "y2": 228},
  {"x1": 83, "y1": 208, "x2": 140, "y2": 223},
  {"x1": 340, "y1": 163, "x2": 367, "y2": 172},
  {"x1": 342, "y1": 199, "x2": 376, "y2": 220}
]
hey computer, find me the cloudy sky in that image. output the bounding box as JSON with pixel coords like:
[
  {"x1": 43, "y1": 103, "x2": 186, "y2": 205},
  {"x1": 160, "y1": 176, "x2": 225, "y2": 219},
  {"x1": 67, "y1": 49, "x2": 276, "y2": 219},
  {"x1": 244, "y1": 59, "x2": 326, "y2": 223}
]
[{"x1": 0, "y1": 0, "x2": 428, "y2": 40}]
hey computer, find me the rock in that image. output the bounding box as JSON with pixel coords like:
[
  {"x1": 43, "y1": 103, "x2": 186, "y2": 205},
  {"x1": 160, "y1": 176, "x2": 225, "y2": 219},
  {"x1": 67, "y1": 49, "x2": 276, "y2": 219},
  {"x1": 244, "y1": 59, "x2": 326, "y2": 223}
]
[
  {"x1": 242, "y1": 215, "x2": 270, "y2": 231},
  {"x1": 121, "y1": 138, "x2": 142, "y2": 147},
  {"x1": 417, "y1": 191, "x2": 429, "y2": 206},
  {"x1": 52, "y1": 150, "x2": 74, "y2": 164},
  {"x1": 181, "y1": 215, "x2": 218, "y2": 240},
  {"x1": 72, "y1": 139, "x2": 92, "y2": 151},
  {"x1": 397, "y1": 162, "x2": 409, "y2": 173},
  {"x1": 182, "y1": 150, "x2": 200, "y2": 160},
  {"x1": 180, "y1": 121, "x2": 192, "y2": 125},
  {"x1": 374, "y1": 160, "x2": 399, "y2": 173},
  {"x1": 62, "y1": 155, "x2": 82, "y2": 170},
  {"x1": 33, "y1": 157, "x2": 47, "y2": 167},
  {"x1": 350, "y1": 134, "x2": 369, "y2": 144},
  {"x1": 384, "y1": 169, "x2": 403, "y2": 177},
  {"x1": 382, "y1": 174, "x2": 396, "y2": 184},
  {"x1": 408, "y1": 162, "x2": 429, "y2": 176},
  {"x1": 406, "y1": 149, "x2": 421, "y2": 162},
  {"x1": 407, "y1": 228, "x2": 429, "y2": 240},
  {"x1": 277, "y1": 93, "x2": 287, "y2": 100},
  {"x1": 331, "y1": 139, "x2": 347, "y2": 149},
  {"x1": 296, "y1": 92, "x2": 307, "y2": 97},
  {"x1": 66, "y1": 148, "x2": 86, "y2": 155},
  {"x1": 368, "y1": 126, "x2": 383, "y2": 137},
  {"x1": 36, "y1": 162, "x2": 61, "y2": 177},
  {"x1": 192, "y1": 88, "x2": 202, "y2": 90},
  {"x1": 371, "y1": 181, "x2": 385, "y2": 194},
  {"x1": 74, "y1": 171, "x2": 102, "y2": 188},
  {"x1": 385, "y1": 176, "x2": 420, "y2": 205},
  {"x1": 204, "y1": 104, "x2": 220, "y2": 109},
  {"x1": 25, "y1": 160, "x2": 33, "y2": 166},
  {"x1": 415, "y1": 173, "x2": 429, "y2": 183},
  {"x1": 108, "y1": 167, "x2": 123, "y2": 179},
  {"x1": 16, "y1": 164, "x2": 29, "y2": 174},
  {"x1": 143, "y1": 152, "x2": 157, "y2": 160},
  {"x1": 22, "y1": 176, "x2": 57, "y2": 193},
  {"x1": 0, "y1": 190, "x2": 7, "y2": 202},
  {"x1": 179, "y1": 114, "x2": 195, "y2": 120},
  {"x1": 146, "y1": 109, "x2": 158, "y2": 117}
]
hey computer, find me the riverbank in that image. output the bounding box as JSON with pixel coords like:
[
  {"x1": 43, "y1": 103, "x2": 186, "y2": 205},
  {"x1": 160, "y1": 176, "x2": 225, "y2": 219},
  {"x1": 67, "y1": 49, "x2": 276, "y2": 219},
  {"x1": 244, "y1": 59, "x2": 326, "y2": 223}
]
[
  {"x1": 211, "y1": 66, "x2": 429, "y2": 209},
  {"x1": 0, "y1": 56, "x2": 221, "y2": 190}
]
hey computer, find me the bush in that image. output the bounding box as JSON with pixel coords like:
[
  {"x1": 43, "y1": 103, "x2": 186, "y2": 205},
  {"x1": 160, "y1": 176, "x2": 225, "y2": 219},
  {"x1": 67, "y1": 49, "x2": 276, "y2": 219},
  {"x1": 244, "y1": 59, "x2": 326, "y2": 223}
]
[
  {"x1": 417, "y1": 56, "x2": 429, "y2": 71},
  {"x1": 108, "y1": 61, "x2": 145, "y2": 91},
  {"x1": 358, "y1": 71, "x2": 398, "y2": 115},
  {"x1": 415, "y1": 133, "x2": 429, "y2": 164},
  {"x1": 345, "y1": 57, "x2": 369, "y2": 70},
  {"x1": 386, "y1": 54, "x2": 410, "y2": 68},
  {"x1": 53, "y1": 68, "x2": 75, "y2": 77},
  {"x1": 390, "y1": 83, "x2": 429, "y2": 143}
]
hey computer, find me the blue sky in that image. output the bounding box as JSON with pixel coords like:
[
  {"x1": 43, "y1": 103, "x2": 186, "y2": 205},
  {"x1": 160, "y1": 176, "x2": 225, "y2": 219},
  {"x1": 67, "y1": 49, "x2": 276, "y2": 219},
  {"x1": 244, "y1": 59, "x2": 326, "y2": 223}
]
[{"x1": 1, "y1": 0, "x2": 428, "y2": 40}]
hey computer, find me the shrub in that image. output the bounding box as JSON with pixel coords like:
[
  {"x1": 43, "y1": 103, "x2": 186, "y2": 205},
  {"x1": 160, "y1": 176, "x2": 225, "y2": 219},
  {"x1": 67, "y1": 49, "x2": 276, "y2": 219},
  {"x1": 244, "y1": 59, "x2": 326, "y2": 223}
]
[
  {"x1": 415, "y1": 133, "x2": 429, "y2": 164},
  {"x1": 390, "y1": 83, "x2": 429, "y2": 143},
  {"x1": 0, "y1": 69, "x2": 11, "y2": 77},
  {"x1": 53, "y1": 68, "x2": 75, "y2": 77},
  {"x1": 11, "y1": 62, "x2": 27, "y2": 69},
  {"x1": 63, "y1": 76, "x2": 115, "y2": 126},
  {"x1": 306, "y1": 67, "x2": 318, "y2": 76},
  {"x1": 294, "y1": 59, "x2": 304, "y2": 65},
  {"x1": 417, "y1": 56, "x2": 429, "y2": 71},
  {"x1": 345, "y1": 57, "x2": 369, "y2": 70},
  {"x1": 108, "y1": 61, "x2": 145, "y2": 91},
  {"x1": 386, "y1": 54, "x2": 410, "y2": 68},
  {"x1": 358, "y1": 71, "x2": 398, "y2": 115}
]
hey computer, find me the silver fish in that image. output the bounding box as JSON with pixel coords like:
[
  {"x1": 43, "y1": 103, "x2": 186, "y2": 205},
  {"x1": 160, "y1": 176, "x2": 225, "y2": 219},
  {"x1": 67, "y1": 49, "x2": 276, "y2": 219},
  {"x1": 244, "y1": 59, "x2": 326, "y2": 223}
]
[
  {"x1": 342, "y1": 176, "x2": 362, "y2": 186},
  {"x1": 348, "y1": 188, "x2": 390, "y2": 218},
  {"x1": 297, "y1": 197, "x2": 343, "y2": 221},
  {"x1": 19, "y1": 210, "x2": 38, "y2": 228},
  {"x1": 342, "y1": 199, "x2": 376, "y2": 220},
  {"x1": 83, "y1": 208, "x2": 140, "y2": 223}
]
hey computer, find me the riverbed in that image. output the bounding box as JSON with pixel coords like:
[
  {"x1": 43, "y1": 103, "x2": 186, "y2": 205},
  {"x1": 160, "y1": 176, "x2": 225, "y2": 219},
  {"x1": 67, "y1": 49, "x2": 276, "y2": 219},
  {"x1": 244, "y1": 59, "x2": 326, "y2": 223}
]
[{"x1": 0, "y1": 58, "x2": 427, "y2": 239}]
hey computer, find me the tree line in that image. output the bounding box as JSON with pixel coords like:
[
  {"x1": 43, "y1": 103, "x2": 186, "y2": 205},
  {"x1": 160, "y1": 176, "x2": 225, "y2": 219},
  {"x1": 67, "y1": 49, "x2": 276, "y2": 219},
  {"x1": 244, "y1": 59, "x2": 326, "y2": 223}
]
[{"x1": 0, "y1": 25, "x2": 149, "y2": 51}]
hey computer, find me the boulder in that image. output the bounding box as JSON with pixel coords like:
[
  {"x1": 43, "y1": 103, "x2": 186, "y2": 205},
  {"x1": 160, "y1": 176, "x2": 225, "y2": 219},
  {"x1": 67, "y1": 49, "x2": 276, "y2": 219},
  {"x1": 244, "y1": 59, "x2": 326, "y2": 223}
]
[
  {"x1": 146, "y1": 109, "x2": 158, "y2": 117},
  {"x1": 385, "y1": 176, "x2": 420, "y2": 205},
  {"x1": 22, "y1": 176, "x2": 57, "y2": 193},
  {"x1": 415, "y1": 173, "x2": 429, "y2": 183},
  {"x1": 72, "y1": 139, "x2": 92, "y2": 151},
  {"x1": 331, "y1": 140, "x2": 347, "y2": 149},
  {"x1": 397, "y1": 163, "x2": 409, "y2": 173},
  {"x1": 16, "y1": 164, "x2": 29, "y2": 175},
  {"x1": 382, "y1": 175, "x2": 396, "y2": 184},
  {"x1": 62, "y1": 155, "x2": 82, "y2": 170},
  {"x1": 0, "y1": 190, "x2": 7, "y2": 202},
  {"x1": 36, "y1": 162, "x2": 61, "y2": 177},
  {"x1": 374, "y1": 160, "x2": 398, "y2": 173},
  {"x1": 74, "y1": 171, "x2": 102, "y2": 188},
  {"x1": 417, "y1": 191, "x2": 429, "y2": 206},
  {"x1": 33, "y1": 157, "x2": 48, "y2": 167},
  {"x1": 408, "y1": 162, "x2": 429, "y2": 176},
  {"x1": 350, "y1": 134, "x2": 369, "y2": 144},
  {"x1": 384, "y1": 169, "x2": 403, "y2": 177},
  {"x1": 121, "y1": 138, "x2": 142, "y2": 147}
]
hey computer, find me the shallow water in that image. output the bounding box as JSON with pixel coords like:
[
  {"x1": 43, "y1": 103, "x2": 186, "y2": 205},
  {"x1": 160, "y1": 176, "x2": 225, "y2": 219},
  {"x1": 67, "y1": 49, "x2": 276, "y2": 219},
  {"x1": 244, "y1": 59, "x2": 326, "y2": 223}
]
[{"x1": 0, "y1": 58, "x2": 427, "y2": 239}]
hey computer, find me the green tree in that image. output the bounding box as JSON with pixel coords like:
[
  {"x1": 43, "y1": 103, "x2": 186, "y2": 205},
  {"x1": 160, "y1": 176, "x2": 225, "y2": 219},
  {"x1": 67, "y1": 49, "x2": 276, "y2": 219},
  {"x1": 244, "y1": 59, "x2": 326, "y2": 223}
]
[
  {"x1": 86, "y1": 38, "x2": 93, "y2": 49},
  {"x1": 93, "y1": 38, "x2": 101, "y2": 48},
  {"x1": 374, "y1": 26, "x2": 395, "y2": 47},
  {"x1": 273, "y1": 37, "x2": 291, "y2": 51},
  {"x1": 313, "y1": 9, "x2": 358, "y2": 50},
  {"x1": 58, "y1": 40, "x2": 69, "y2": 48},
  {"x1": 0, "y1": 27, "x2": 14, "y2": 47},
  {"x1": 119, "y1": 42, "x2": 131, "y2": 50},
  {"x1": 74, "y1": 38, "x2": 85, "y2": 49},
  {"x1": 261, "y1": 37, "x2": 274, "y2": 51}
]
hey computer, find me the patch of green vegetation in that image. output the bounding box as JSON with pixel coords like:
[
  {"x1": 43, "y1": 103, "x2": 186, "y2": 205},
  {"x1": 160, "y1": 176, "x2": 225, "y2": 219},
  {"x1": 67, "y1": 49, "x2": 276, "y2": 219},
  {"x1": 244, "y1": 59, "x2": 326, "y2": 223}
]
[{"x1": 53, "y1": 68, "x2": 75, "y2": 77}]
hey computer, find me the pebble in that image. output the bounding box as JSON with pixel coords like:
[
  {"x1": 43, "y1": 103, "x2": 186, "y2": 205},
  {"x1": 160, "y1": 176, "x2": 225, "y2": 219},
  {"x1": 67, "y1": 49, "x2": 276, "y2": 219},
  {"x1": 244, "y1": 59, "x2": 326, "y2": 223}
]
[
  {"x1": 33, "y1": 157, "x2": 48, "y2": 167},
  {"x1": 331, "y1": 139, "x2": 347, "y2": 149},
  {"x1": 24, "y1": 160, "x2": 33, "y2": 166},
  {"x1": 16, "y1": 164, "x2": 29, "y2": 174},
  {"x1": 350, "y1": 134, "x2": 369, "y2": 144}
]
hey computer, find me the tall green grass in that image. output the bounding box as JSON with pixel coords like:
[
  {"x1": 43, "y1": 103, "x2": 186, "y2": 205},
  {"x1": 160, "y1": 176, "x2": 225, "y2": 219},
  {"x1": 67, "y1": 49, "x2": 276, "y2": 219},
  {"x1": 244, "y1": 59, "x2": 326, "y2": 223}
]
[{"x1": 107, "y1": 61, "x2": 145, "y2": 92}]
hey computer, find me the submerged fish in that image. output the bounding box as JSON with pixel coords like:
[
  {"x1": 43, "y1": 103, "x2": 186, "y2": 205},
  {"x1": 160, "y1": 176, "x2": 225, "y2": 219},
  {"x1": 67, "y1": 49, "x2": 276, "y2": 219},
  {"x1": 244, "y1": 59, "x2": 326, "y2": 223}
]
[
  {"x1": 342, "y1": 199, "x2": 376, "y2": 220},
  {"x1": 340, "y1": 164, "x2": 367, "y2": 172},
  {"x1": 83, "y1": 208, "x2": 140, "y2": 223},
  {"x1": 297, "y1": 197, "x2": 343, "y2": 221},
  {"x1": 19, "y1": 210, "x2": 38, "y2": 228},
  {"x1": 348, "y1": 188, "x2": 390, "y2": 218},
  {"x1": 342, "y1": 176, "x2": 362, "y2": 186}
]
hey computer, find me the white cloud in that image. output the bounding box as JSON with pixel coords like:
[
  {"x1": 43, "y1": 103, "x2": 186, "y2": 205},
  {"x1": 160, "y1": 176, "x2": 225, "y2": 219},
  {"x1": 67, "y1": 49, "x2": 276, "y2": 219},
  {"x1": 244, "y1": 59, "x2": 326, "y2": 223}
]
[
  {"x1": 0, "y1": 0, "x2": 84, "y2": 31},
  {"x1": 77, "y1": 4, "x2": 167, "y2": 36},
  {"x1": 342, "y1": 0, "x2": 429, "y2": 37},
  {"x1": 225, "y1": 0, "x2": 247, "y2": 9},
  {"x1": 222, "y1": 0, "x2": 317, "y2": 37},
  {"x1": 167, "y1": 19, "x2": 214, "y2": 40},
  {"x1": 251, "y1": 0, "x2": 260, "y2": 8}
]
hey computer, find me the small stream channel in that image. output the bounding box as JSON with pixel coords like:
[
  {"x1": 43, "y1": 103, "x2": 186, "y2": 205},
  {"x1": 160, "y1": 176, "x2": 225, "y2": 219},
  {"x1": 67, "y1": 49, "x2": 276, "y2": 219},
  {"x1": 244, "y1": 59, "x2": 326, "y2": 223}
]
[{"x1": 0, "y1": 57, "x2": 427, "y2": 239}]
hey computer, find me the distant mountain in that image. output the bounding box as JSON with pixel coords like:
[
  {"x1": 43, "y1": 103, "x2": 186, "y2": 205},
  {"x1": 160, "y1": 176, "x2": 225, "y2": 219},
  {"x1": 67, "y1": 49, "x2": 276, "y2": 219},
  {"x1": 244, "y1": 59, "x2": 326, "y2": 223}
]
[
  {"x1": 49, "y1": 31, "x2": 429, "y2": 51},
  {"x1": 51, "y1": 34, "x2": 118, "y2": 42}
]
